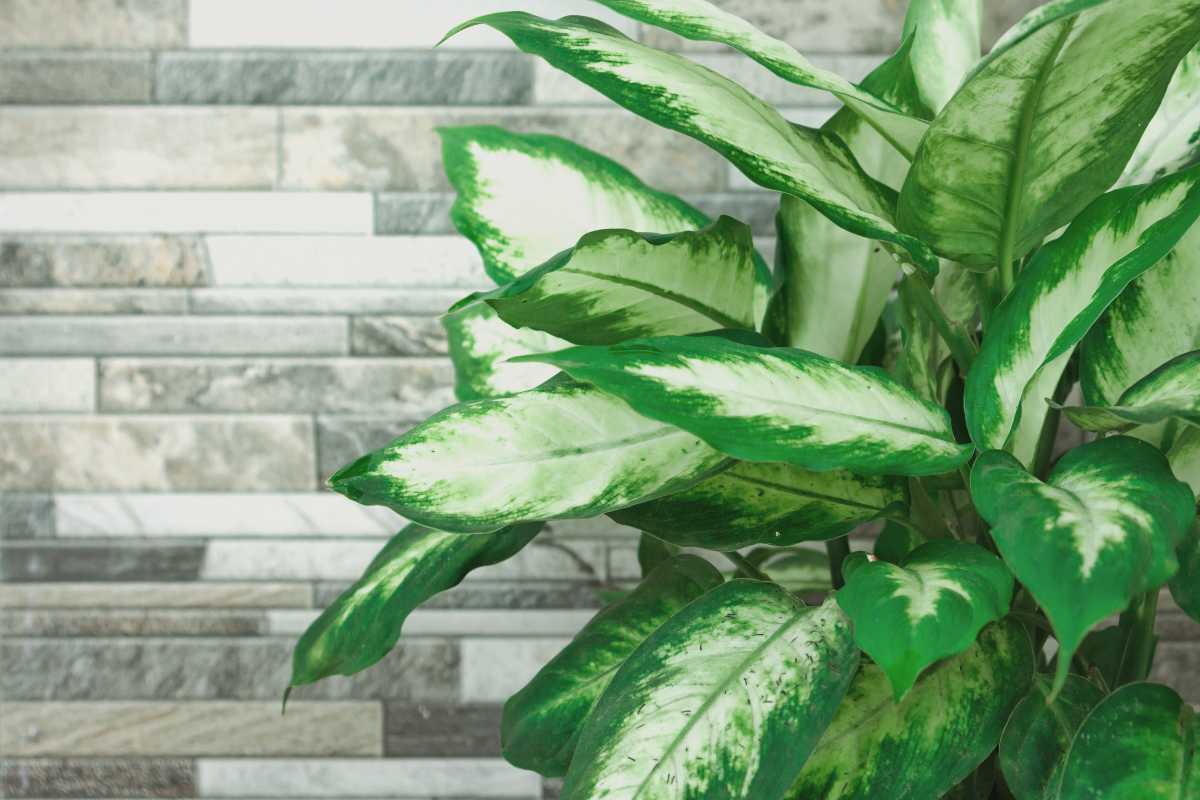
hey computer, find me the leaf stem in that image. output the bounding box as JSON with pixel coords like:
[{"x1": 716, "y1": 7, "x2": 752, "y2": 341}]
[
  {"x1": 998, "y1": 257, "x2": 1016, "y2": 298},
  {"x1": 904, "y1": 274, "x2": 978, "y2": 374},
  {"x1": 825, "y1": 537, "x2": 851, "y2": 590},
  {"x1": 722, "y1": 551, "x2": 771, "y2": 582},
  {"x1": 1121, "y1": 590, "x2": 1160, "y2": 684},
  {"x1": 1032, "y1": 367, "x2": 1075, "y2": 480}
]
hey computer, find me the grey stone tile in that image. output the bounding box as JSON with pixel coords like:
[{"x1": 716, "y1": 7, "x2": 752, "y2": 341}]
[
  {"x1": 0, "y1": 637, "x2": 458, "y2": 702},
  {"x1": 0, "y1": 289, "x2": 189, "y2": 314},
  {"x1": 0, "y1": 581, "x2": 311, "y2": 609},
  {"x1": 157, "y1": 51, "x2": 534, "y2": 105},
  {"x1": 0, "y1": 416, "x2": 316, "y2": 491},
  {"x1": 100, "y1": 358, "x2": 454, "y2": 415},
  {"x1": 461, "y1": 638, "x2": 571, "y2": 703},
  {"x1": 350, "y1": 317, "x2": 448, "y2": 356},
  {"x1": 0, "y1": 0, "x2": 186, "y2": 48},
  {"x1": 315, "y1": 580, "x2": 607, "y2": 611},
  {"x1": 0, "y1": 108, "x2": 276, "y2": 190},
  {"x1": 543, "y1": 778, "x2": 564, "y2": 800},
  {"x1": 0, "y1": 236, "x2": 207, "y2": 288},
  {"x1": 201, "y1": 538, "x2": 389, "y2": 582},
  {"x1": 0, "y1": 541, "x2": 206, "y2": 583},
  {"x1": 1157, "y1": 612, "x2": 1198, "y2": 641},
  {"x1": 0, "y1": 758, "x2": 193, "y2": 798},
  {"x1": 0, "y1": 53, "x2": 152, "y2": 104},
  {"x1": 317, "y1": 416, "x2": 425, "y2": 479},
  {"x1": 374, "y1": 193, "x2": 457, "y2": 235},
  {"x1": 190, "y1": 288, "x2": 464, "y2": 316},
  {"x1": 0, "y1": 609, "x2": 266, "y2": 637},
  {"x1": 0, "y1": 493, "x2": 54, "y2": 539},
  {"x1": 685, "y1": 191, "x2": 781, "y2": 238},
  {"x1": 384, "y1": 704, "x2": 503, "y2": 757},
  {"x1": 1150, "y1": 642, "x2": 1200, "y2": 704}
]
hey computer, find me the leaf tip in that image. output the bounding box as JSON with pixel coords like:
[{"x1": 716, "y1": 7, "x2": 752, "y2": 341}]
[{"x1": 281, "y1": 685, "x2": 292, "y2": 715}]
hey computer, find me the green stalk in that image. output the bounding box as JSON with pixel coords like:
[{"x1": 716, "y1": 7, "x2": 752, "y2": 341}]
[
  {"x1": 825, "y1": 537, "x2": 851, "y2": 590},
  {"x1": 904, "y1": 274, "x2": 978, "y2": 374},
  {"x1": 1031, "y1": 367, "x2": 1076, "y2": 480},
  {"x1": 1120, "y1": 590, "x2": 1160, "y2": 684},
  {"x1": 722, "y1": 551, "x2": 771, "y2": 582}
]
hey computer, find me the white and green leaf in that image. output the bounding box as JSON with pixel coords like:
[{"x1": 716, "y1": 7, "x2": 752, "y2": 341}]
[
  {"x1": 900, "y1": 0, "x2": 983, "y2": 114},
  {"x1": 610, "y1": 461, "x2": 907, "y2": 551},
  {"x1": 970, "y1": 437, "x2": 1196, "y2": 693},
  {"x1": 562, "y1": 587, "x2": 858, "y2": 800},
  {"x1": 1169, "y1": 424, "x2": 1200, "y2": 499},
  {"x1": 1059, "y1": 350, "x2": 1200, "y2": 433},
  {"x1": 328, "y1": 376, "x2": 728, "y2": 533},
  {"x1": 520, "y1": 335, "x2": 974, "y2": 477},
  {"x1": 837, "y1": 539, "x2": 1014, "y2": 699},
  {"x1": 787, "y1": 619, "x2": 1035, "y2": 800},
  {"x1": 758, "y1": 549, "x2": 834, "y2": 595},
  {"x1": 442, "y1": 301, "x2": 568, "y2": 401},
  {"x1": 964, "y1": 166, "x2": 1200, "y2": 458},
  {"x1": 898, "y1": 0, "x2": 1200, "y2": 267},
  {"x1": 503, "y1": 555, "x2": 723, "y2": 777},
  {"x1": 1121, "y1": 44, "x2": 1200, "y2": 186}
]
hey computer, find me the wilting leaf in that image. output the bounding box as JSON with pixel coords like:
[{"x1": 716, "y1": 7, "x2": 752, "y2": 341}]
[
  {"x1": 1121, "y1": 44, "x2": 1200, "y2": 186},
  {"x1": 442, "y1": 301, "x2": 567, "y2": 401},
  {"x1": 1059, "y1": 350, "x2": 1200, "y2": 432}
]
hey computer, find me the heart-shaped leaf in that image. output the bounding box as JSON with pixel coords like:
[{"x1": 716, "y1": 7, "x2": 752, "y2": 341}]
[
  {"x1": 442, "y1": 301, "x2": 567, "y2": 401},
  {"x1": 1121, "y1": 44, "x2": 1200, "y2": 186},
  {"x1": 1060, "y1": 350, "x2": 1200, "y2": 432}
]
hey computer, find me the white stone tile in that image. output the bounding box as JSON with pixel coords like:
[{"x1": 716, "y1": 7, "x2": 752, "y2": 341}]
[
  {"x1": 189, "y1": 0, "x2": 635, "y2": 49},
  {"x1": 0, "y1": 359, "x2": 94, "y2": 412},
  {"x1": 0, "y1": 192, "x2": 371, "y2": 234},
  {"x1": 268, "y1": 608, "x2": 595, "y2": 637},
  {"x1": 189, "y1": 288, "x2": 464, "y2": 315},
  {"x1": 460, "y1": 638, "x2": 572, "y2": 702},
  {"x1": 0, "y1": 582, "x2": 312, "y2": 609},
  {"x1": 196, "y1": 757, "x2": 540, "y2": 798},
  {"x1": 205, "y1": 236, "x2": 487, "y2": 288},
  {"x1": 57, "y1": 493, "x2": 403, "y2": 537}
]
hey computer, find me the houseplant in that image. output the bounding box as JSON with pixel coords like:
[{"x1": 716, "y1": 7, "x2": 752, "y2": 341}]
[{"x1": 286, "y1": 0, "x2": 1200, "y2": 796}]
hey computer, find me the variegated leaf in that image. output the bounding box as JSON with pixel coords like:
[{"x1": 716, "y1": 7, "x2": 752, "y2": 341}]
[
  {"x1": 1059, "y1": 350, "x2": 1200, "y2": 433},
  {"x1": 787, "y1": 619, "x2": 1035, "y2": 800},
  {"x1": 758, "y1": 549, "x2": 833, "y2": 595},
  {"x1": 439, "y1": 125, "x2": 708, "y2": 285},
  {"x1": 837, "y1": 539, "x2": 1014, "y2": 699},
  {"x1": 562, "y1": 587, "x2": 858, "y2": 800},
  {"x1": 998, "y1": 675, "x2": 1105, "y2": 800},
  {"x1": 898, "y1": 0, "x2": 1200, "y2": 268},
  {"x1": 288, "y1": 521, "x2": 541, "y2": 693},
  {"x1": 442, "y1": 301, "x2": 567, "y2": 401},
  {"x1": 328, "y1": 377, "x2": 727, "y2": 533},
  {"x1": 503, "y1": 555, "x2": 722, "y2": 777},
  {"x1": 1058, "y1": 682, "x2": 1200, "y2": 799},
  {"x1": 445, "y1": 13, "x2": 941, "y2": 276},
  {"x1": 1170, "y1": 519, "x2": 1200, "y2": 624},
  {"x1": 1170, "y1": 424, "x2": 1200, "y2": 498},
  {"x1": 964, "y1": 166, "x2": 1200, "y2": 459},
  {"x1": 610, "y1": 461, "x2": 907, "y2": 551},
  {"x1": 461, "y1": 216, "x2": 764, "y2": 346},
  {"x1": 970, "y1": 437, "x2": 1196, "y2": 693},
  {"x1": 900, "y1": 0, "x2": 982, "y2": 114},
  {"x1": 519, "y1": 335, "x2": 973, "y2": 476},
  {"x1": 1121, "y1": 44, "x2": 1200, "y2": 186}
]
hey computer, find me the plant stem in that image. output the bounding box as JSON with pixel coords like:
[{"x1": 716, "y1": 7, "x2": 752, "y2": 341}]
[
  {"x1": 825, "y1": 537, "x2": 851, "y2": 590},
  {"x1": 998, "y1": 256, "x2": 1015, "y2": 298},
  {"x1": 1031, "y1": 367, "x2": 1075, "y2": 480},
  {"x1": 1121, "y1": 590, "x2": 1160, "y2": 684},
  {"x1": 905, "y1": 275, "x2": 978, "y2": 374},
  {"x1": 723, "y1": 551, "x2": 771, "y2": 582}
]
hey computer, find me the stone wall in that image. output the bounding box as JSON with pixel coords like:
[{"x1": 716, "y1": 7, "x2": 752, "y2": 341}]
[{"x1": 0, "y1": 2, "x2": 1195, "y2": 799}]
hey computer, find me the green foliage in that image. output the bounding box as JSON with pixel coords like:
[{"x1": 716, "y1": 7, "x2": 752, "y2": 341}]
[{"x1": 290, "y1": 1, "x2": 1200, "y2": 796}]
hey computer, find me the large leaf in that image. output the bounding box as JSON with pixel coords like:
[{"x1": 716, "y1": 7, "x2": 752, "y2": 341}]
[
  {"x1": 561, "y1": 587, "x2": 858, "y2": 800},
  {"x1": 610, "y1": 461, "x2": 906, "y2": 551},
  {"x1": 898, "y1": 0, "x2": 1200, "y2": 268},
  {"x1": 329, "y1": 376, "x2": 727, "y2": 533},
  {"x1": 288, "y1": 521, "x2": 541, "y2": 693},
  {"x1": 1170, "y1": 519, "x2": 1200, "y2": 623},
  {"x1": 836, "y1": 539, "x2": 1014, "y2": 699},
  {"x1": 442, "y1": 301, "x2": 568, "y2": 401},
  {"x1": 1058, "y1": 682, "x2": 1199, "y2": 799},
  {"x1": 503, "y1": 555, "x2": 722, "y2": 777},
  {"x1": 1121, "y1": 44, "x2": 1200, "y2": 186},
  {"x1": 970, "y1": 437, "x2": 1196, "y2": 692},
  {"x1": 460, "y1": 216, "x2": 764, "y2": 346},
  {"x1": 439, "y1": 125, "x2": 708, "y2": 285},
  {"x1": 900, "y1": 0, "x2": 982, "y2": 114},
  {"x1": 964, "y1": 166, "x2": 1200, "y2": 458},
  {"x1": 1060, "y1": 350, "x2": 1200, "y2": 433},
  {"x1": 788, "y1": 619, "x2": 1035, "y2": 800},
  {"x1": 445, "y1": 13, "x2": 941, "y2": 276},
  {"x1": 520, "y1": 336, "x2": 973, "y2": 476},
  {"x1": 998, "y1": 675, "x2": 1105, "y2": 800}
]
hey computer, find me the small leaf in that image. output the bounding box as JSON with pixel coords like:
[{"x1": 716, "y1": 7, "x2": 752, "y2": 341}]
[
  {"x1": 1058, "y1": 682, "x2": 1200, "y2": 799},
  {"x1": 289, "y1": 522, "x2": 541, "y2": 690},
  {"x1": 837, "y1": 539, "x2": 1014, "y2": 699},
  {"x1": 1170, "y1": 518, "x2": 1200, "y2": 623},
  {"x1": 610, "y1": 460, "x2": 907, "y2": 551},
  {"x1": 636, "y1": 533, "x2": 679, "y2": 577},
  {"x1": 998, "y1": 675, "x2": 1105, "y2": 800},
  {"x1": 1059, "y1": 350, "x2": 1200, "y2": 432},
  {"x1": 759, "y1": 549, "x2": 833, "y2": 594},
  {"x1": 442, "y1": 301, "x2": 567, "y2": 401},
  {"x1": 329, "y1": 377, "x2": 727, "y2": 533},
  {"x1": 970, "y1": 437, "x2": 1196, "y2": 693},
  {"x1": 1121, "y1": 44, "x2": 1200, "y2": 186},
  {"x1": 502, "y1": 554, "x2": 722, "y2": 777},
  {"x1": 874, "y1": 518, "x2": 928, "y2": 564},
  {"x1": 562, "y1": 587, "x2": 858, "y2": 800},
  {"x1": 788, "y1": 619, "x2": 1036, "y2": 800},
  {"x1": 520, "y1": 335, "x2": 974, "y2": 476}
]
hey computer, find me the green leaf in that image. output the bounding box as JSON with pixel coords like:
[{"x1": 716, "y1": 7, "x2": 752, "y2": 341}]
[
  {"x1": 520, "y1": 335, "x2": 973, "y2": 476},
  {"x1": 874, "y1": 518, "x2": 928, "y2": 564},
  {"x1": 502, "y1": 554, "x2": 722, "y2": 777},
  {"x1": 460, "y1": 216, "x2": 764, "y2": 346},
  {"x1": 445, "y1": 12, "x2": 941, "y2": 276},
  {"x1": 970, "y1": 437, "x2": 1196, "y2": 693},
  {"x1": 1170, "y1": 425, "x2": 1200, "y2": 498},
  {"x1": 636, "y1": 533, "x2": 679, "y2": 577},
  {"x1": 998, "y1": 675, "x2": 1106, "y2": 800},
  {"x1": 1122, "y1": 44, "x2": 1200, "y2": 186},
  {"x1": 1058, "y1": 682, "x2": 1199, "y2": 799},
  {"x1": 329, "y1": 377, "x2": 727, "y2": 533},
  {"x1": 562, "y1": 587, "x2": 858, "y2": 800},
  {"x1": 1059, "y1": 350, "x2": 1200, "y2": 433},
  {"x1": 588, "y1": 0, "x2": 929, "y2": 158},
  {"x1": 759, "y1": 549, "x2": 833, "y2": 594},
  {"x1": 289, "y1": 521, "x2": 541, "y2": 691},
  {"x1": 897, "y1": 0, "x2": 1200, "y2": 268},
  {"x1": 442, "y1": 300, "x2": 568, "y2": 401},
  {"x1": 438, "y1": 125, "x2": 708, "y2": 285},
  {"x1": 964, "y1": 166, "x2": 1200, "y2": 460},
  {"x1": 787, "y1": 618, "x2": 1036, "y2": 800},
  {"x1": 1170, "y1": 519, "x2": 1200, "y2": 623},
  {"x1": 610, "y1": 460, "x2": 907, "y2": 551},
  {"x1": 837, "y1": 539, "x2": 1013, "y2": 699}
]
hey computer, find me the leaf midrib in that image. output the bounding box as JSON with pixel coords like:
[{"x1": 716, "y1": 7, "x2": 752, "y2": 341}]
[
  {"x1": 560, "y1": 265, "x2": 746, "y2": 330},
  {"x1": 428, "y1": 424, "x2": 695, "y2": 469},
  {"x1": 724, "y1": 470, "x2": 887, "y2": 512}
]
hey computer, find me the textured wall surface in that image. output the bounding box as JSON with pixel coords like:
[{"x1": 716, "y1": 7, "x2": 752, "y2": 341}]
[{"x1": 0, "y1": 1, "x2": 1196, "y2": 799}]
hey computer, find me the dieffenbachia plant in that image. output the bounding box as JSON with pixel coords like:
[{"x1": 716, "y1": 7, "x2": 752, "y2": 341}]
[{"x1": 286, "y1": 1, "x2": 1200, "y2": 797}]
